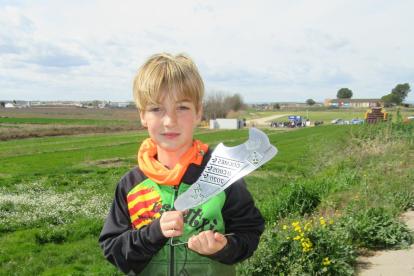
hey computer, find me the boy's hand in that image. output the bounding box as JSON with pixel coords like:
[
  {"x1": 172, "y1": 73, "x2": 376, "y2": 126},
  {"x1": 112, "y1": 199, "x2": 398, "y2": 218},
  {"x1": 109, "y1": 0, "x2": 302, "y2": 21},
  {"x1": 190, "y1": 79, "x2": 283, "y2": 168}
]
[
  {"x1": 159, "y1": 211, "x2": 186, "y2": 238},
  {"x1": 187, "y1": 230, "x2": 227, "y2": 255}
]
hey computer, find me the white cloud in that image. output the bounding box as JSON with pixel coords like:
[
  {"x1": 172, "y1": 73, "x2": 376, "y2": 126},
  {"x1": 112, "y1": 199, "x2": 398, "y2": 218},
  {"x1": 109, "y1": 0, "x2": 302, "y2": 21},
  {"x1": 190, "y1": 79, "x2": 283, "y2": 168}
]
[{"x1": 0, "y1": 0, "x2": 413, "y2": 103}]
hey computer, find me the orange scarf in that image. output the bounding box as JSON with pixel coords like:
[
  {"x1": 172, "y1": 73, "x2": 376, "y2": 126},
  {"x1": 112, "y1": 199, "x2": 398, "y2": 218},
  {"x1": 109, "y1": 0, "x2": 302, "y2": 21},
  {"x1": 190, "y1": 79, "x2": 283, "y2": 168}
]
[{"x1": 137, "y1": 138, "x2": 208, "y2": 186}]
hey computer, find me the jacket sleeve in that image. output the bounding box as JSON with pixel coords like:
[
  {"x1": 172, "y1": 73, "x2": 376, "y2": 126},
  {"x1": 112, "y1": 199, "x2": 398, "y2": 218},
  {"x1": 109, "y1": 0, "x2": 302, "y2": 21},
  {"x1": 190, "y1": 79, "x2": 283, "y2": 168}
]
[
  {"x1": 204, "y1": 178, "x2": 265, "y2": 265},
  {"x1": 98, "y1": 177, "x2": 169, "y2": 275}
]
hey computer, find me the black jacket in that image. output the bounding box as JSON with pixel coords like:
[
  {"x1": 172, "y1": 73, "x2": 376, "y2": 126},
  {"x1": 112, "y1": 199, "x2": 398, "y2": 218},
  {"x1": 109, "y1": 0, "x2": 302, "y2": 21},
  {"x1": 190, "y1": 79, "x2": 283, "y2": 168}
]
[{"x1": 99, "y1": 149, "x2": 265, "y2": 275}]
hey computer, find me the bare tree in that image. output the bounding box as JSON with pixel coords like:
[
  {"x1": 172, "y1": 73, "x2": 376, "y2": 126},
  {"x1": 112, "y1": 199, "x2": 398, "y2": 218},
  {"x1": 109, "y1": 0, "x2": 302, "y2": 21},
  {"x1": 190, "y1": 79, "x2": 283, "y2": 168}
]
[
  {"x1": 202, "y1": 91, "x2": 226, "y2": 120},
  {"x1": 224, "y1": 93, "x2": 244, "y2": 112},
  {"x1": 202, "y1": 91, "x2": 246, "y2": 121}
]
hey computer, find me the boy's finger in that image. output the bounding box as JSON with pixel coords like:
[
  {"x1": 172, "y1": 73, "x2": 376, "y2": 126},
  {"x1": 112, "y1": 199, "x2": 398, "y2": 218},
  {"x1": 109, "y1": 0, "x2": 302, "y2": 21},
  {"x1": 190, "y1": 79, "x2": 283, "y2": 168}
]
[
  {"x1": 163, "y1": 221, "x2": 183, "y2": 231},
  {"x1": 197, "y1": 231, "x2": 209, "y2": 248},
  {"x1": 163, "y1": 229, "x2": 183, "y2": 238},
  {"x1": 204, "y1": 231, "x2": 217, "y2": 248},
  {"x1": 161, "y1": 211, "x2": 184, "y2": 223},
  {"x1": 214, "y1": 232, "x2": 227, "y2": 244},
  {"x1": 188, "y1": 235, "x2": 199, "y2": 251}
]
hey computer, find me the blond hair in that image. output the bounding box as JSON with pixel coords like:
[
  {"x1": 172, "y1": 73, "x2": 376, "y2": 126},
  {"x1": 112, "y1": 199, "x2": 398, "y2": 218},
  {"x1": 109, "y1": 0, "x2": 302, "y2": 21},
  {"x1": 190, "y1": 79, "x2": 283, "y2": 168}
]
[{"x1": 133, "y1": 53, "x2": 204, "y2": 112}]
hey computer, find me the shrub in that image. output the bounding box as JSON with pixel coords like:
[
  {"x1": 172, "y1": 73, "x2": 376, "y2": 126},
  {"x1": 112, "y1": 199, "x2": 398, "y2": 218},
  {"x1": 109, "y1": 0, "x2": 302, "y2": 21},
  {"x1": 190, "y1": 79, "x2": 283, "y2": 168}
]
[
  {"x1": 239, "y1": 216, "x2": 356, "y2": 275},
  {"x1": 341, "y1": 208, "x2": 413, "y2": 250},
  {"x1": 35, "y1": 226, "x2": 69, "y2": 245}
]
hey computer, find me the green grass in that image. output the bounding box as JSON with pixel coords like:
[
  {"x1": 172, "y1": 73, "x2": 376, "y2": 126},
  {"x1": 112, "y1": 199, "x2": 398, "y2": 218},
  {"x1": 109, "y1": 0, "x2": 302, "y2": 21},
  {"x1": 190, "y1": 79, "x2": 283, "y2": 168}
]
[
  {"x1": 0, "y1": 142, "x2": 140, "y2": 178},
  {"x1": 1, "y1": 121, "x2": 413, "y2": 275},
  {"x1": 244, "y1": 107, "x2": 414, "y2": 125},
  {"x1": 0, "y1": 117, "x2": 131, "y2": 125},
  {"x1": 0, "y1": 133, "x2": 149, "y2": 156},
  {"x1": 0, "y1": 220, "x2": 124, "y2": 276}
]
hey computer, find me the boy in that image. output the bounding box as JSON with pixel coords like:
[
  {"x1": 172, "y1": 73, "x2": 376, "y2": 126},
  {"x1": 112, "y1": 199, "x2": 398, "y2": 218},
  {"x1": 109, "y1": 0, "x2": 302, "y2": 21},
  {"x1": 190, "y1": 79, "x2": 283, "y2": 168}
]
[{"x1": 99, "y1": 53, "x2": 265, "y2": 276}]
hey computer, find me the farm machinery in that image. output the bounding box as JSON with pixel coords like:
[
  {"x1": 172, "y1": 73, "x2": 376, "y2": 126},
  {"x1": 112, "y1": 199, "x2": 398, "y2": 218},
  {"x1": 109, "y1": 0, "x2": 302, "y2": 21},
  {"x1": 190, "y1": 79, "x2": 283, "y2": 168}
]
[{"x1": 365, "y1": 107, "x2": 388, "y2": 124}]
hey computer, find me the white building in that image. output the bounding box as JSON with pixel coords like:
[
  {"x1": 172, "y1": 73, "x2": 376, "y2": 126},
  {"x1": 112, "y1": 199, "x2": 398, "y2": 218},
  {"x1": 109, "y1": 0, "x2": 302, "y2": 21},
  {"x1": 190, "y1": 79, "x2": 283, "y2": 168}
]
[
  {"x1": 210, "y1": 119, "x2": 244, "y2": 129},
  {"x1": 5, "y1": 103, "x2": 15, "y2": 108}
]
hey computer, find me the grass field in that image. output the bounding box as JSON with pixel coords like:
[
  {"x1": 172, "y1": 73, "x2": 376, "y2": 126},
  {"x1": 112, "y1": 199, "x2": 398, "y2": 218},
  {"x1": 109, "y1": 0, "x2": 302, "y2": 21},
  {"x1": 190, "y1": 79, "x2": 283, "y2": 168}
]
[
  {"x1": 0, "y1": 117, "x2": 131, "y2": 125},
  {"x1": 0, "y1": 109, "x2": 413, "y2": 275},
  {"x1": 242, "y1": 107, "x2": 414, "y2": 126}
]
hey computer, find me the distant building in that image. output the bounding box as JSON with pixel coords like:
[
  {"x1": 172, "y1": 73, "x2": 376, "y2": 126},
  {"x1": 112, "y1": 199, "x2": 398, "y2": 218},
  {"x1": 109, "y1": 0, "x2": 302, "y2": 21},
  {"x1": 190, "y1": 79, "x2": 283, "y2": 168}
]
[
  {"x1": 117, "y1": 102, "x2": 128, "y2": 108},
  {"x1": 249, "y1": 102, "x2": 323, "y2": 108},
  {"x1": 271, "y1": 102, "x2": 323, "y2": 108},
  {"x1": 5, "y1": 103, "x2": 15, "y2": 108},
  {"x1": 210, "y1": 119, "x2": 244, "y2": 129},
  {"x1": 326, "y1": 99, "x2": 382, "y2": 108}
]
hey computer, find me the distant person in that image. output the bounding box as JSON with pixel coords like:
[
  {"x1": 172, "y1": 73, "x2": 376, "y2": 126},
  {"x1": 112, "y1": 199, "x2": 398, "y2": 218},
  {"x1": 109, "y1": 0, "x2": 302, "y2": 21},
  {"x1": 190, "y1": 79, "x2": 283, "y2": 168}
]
[{"x1": 99, "y1": 53, "x2": 264, "y2": 275}]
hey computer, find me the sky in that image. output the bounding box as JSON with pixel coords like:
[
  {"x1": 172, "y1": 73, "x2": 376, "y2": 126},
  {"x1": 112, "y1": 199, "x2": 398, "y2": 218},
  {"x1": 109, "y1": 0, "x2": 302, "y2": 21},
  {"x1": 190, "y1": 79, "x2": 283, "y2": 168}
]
[{"x1": 0, "y1": 0, "x2": 413, "y2": 103}]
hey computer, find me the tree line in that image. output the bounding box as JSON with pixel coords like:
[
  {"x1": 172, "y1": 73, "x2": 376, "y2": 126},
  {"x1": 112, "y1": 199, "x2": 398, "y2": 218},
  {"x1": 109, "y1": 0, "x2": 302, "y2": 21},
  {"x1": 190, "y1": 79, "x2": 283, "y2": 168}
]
[
  {"x1": 202, "y1": 91, "x2": 245, "y2": 120},
  {"x1": 331, "y1": 83, "x2": 411, "y2": 107}
]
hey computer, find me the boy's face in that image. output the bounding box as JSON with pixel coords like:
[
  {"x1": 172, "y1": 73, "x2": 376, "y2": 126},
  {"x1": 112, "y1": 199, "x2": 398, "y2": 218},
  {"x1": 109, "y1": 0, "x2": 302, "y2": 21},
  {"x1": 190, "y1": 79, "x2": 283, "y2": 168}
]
[{"x1": 139, "y1": 95, "x2": 202, "y2": 156}]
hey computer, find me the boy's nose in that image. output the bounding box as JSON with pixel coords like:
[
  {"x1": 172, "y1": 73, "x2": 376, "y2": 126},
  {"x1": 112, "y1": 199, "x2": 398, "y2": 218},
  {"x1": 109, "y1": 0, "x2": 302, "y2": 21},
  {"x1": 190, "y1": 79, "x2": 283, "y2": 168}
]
[{"x1": 163, "y1": 111, "x2": 178, "y2": 127}]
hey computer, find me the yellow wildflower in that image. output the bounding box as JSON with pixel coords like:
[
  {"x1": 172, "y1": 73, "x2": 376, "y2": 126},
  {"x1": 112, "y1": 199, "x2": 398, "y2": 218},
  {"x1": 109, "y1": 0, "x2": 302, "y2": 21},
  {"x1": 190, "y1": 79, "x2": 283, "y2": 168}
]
[
  {"x1": 323, "y1": 257, "x2": 331, "y2": 265},
  {"x1": 283, "y1": 225, "x2": 287, "y2": 230},
  {"x1": 329, "y1": 220, "x2": 334, "y2": 225}
]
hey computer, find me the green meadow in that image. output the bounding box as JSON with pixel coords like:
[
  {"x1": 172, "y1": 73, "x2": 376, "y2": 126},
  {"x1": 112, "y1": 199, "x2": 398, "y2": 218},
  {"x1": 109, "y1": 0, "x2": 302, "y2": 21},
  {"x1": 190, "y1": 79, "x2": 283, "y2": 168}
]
[
  {"x1": 0, "y1": 120, "x2": 413, "y2": 275},
  {"x1": 244, "y1": 107, "x2": 414, "y2": 125}
]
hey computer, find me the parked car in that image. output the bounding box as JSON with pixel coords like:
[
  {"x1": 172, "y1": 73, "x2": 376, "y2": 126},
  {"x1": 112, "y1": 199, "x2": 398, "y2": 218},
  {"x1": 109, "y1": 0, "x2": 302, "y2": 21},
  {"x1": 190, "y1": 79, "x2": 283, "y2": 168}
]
[
  {"x1": 350, "y1": 119, "x2": 364, "y2": 124},
  {"x1": 331, "y1": 118, "x2": 344, "y2": 124}
]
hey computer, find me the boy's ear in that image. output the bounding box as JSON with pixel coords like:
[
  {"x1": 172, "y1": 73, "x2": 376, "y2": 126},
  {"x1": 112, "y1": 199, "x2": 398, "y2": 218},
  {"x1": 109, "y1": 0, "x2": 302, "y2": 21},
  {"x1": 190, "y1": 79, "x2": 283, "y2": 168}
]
[
  {"x1": 195, "y1": 105, "x2": 202, "y2": 125},
  {"x1": 139, "y1": 110, "x2": 148, "y2": 127}
]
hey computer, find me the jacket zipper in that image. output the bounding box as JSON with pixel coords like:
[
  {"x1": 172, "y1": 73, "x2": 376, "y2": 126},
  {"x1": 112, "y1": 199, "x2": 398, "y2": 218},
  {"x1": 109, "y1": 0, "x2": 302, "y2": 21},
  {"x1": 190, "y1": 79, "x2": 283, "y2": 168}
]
[{"x1": 171, "y1": 185, "x2": 179, "y2": 276}]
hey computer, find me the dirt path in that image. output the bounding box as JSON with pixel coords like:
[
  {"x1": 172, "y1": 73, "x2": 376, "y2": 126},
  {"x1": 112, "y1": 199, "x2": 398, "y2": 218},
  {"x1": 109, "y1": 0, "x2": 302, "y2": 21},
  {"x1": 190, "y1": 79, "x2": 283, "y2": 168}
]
[
  {"x1": 356, "y1": 211, "x2": 414, "y2": 275},
  {"x1": 246, "y1": 114, "x2": 289, "y2": 126}
]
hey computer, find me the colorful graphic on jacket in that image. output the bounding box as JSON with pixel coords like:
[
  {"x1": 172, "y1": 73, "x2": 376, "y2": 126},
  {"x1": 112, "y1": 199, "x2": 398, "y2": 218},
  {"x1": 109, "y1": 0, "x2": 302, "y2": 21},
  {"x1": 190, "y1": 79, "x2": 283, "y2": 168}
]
[{"x1": 127, "y1": 185, "x2": 162, "y2": 229}]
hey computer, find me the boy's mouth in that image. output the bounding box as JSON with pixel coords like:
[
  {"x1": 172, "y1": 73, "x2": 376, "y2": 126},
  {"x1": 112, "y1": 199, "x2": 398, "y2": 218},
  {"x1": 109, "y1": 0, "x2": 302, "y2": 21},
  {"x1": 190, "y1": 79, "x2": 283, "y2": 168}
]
[{"x1": 163, "y1": 132, "x2": 180, "y2": 139}]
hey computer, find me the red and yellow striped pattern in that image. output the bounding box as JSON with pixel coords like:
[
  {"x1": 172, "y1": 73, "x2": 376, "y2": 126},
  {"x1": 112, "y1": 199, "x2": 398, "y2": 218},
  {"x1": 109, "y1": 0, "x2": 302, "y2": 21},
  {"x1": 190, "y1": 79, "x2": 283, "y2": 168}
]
[{"x1": 127, "y1": 185, "x2": 162, "y2": 229}]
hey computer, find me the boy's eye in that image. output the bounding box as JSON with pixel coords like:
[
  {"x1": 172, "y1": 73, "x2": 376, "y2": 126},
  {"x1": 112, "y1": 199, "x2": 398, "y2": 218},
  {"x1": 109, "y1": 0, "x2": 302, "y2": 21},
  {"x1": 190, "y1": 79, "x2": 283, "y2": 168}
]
[
  {"x1": 148, "y1": 107, "x2": 161, "y2": 112},
  {"x1": 178, "y1": 106, "x2": 189, "y2": 110}
]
